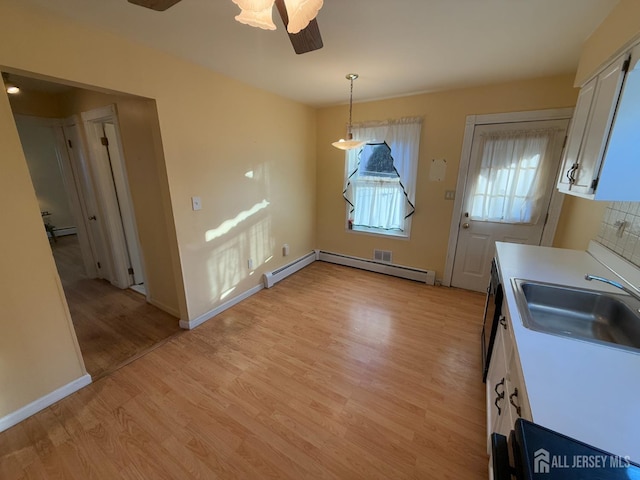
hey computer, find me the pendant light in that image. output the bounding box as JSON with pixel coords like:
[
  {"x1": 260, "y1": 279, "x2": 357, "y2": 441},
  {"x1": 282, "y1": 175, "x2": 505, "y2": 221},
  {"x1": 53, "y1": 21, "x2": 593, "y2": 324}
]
[{"x1": 332, "y1": 73, "x2": 365, "y2": 151}]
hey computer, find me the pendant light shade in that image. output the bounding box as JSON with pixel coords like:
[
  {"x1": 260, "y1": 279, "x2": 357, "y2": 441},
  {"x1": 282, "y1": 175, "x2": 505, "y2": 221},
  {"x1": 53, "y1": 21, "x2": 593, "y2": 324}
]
[
  {"x1": 332, "y1": 137, "x2": 365, "y2": 150},
  {"x1": 332, "y1": 73, "x2": 365, "y2": 151},
  {"x1": 233, "y1": 0, "x2": 276, "y2": 30},
  {"x1": 283, "y1": 0, "x2": 323, "y2": 34}
]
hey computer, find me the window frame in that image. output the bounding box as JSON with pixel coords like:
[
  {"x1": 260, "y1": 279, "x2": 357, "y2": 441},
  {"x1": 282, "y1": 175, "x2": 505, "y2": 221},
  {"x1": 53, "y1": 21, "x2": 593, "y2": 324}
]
[{"x1": 343, "y1": 119, "x2": 423, "y2": 240}]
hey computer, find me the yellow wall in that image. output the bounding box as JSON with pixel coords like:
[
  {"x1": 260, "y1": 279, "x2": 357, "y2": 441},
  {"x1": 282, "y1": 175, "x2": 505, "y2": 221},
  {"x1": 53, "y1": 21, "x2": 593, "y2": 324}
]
[
  {"x1": 8, "y1": 89, "x2": 65, "y2": 118},
  {"x1": 0, "y1": 89, "x2": 86, "y2": 417},
  {"x1": 575, "y1": 0, "x2": 640, "y2": 86},
  {"x1": 553, "y1": 196, "x2": 608, "y2": 250},
  {"x1": 317, "y1": 75, "x2": 578, "y2": 278},
  {"x1": 0, "y1": 0, "x2": 315, "y2": 419},
  {"x1": 554, "y1": 0, "x2": 640, "y2": 250}
]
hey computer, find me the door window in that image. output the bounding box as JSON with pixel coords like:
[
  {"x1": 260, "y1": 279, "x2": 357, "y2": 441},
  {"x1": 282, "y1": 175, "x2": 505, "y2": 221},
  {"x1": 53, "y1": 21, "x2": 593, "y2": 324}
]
[{"x1": 468, "y1": 129, "x2": 557, "y2": 225}]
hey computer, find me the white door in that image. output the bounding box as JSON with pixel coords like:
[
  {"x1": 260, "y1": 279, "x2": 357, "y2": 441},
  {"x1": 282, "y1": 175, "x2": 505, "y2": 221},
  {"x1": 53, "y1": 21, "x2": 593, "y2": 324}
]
[
  {"x1": 82, "y1": 105, "x2": 145, "y2": 289},
  {"x1": 102, "y1": 121, "x2": 145, "y2": 286},
  {"x1": 62, "y1": 117, "x2": 112, "y2": 281},
  {"x1": 451, "y1": 119, "x2": 569, "y2": 291}
]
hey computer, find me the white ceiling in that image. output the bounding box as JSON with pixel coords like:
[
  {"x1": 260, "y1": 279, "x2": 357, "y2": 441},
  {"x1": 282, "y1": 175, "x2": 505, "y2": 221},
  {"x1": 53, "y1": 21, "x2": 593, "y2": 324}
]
[{"x1": 16, "y1": 0, "x2": 618, "y2": 107}]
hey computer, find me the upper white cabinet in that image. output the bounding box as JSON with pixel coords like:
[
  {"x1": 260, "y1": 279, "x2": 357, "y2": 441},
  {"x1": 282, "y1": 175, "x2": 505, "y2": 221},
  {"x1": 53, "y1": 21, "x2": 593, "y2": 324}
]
[{"x1": 557, "y1": 47, "x2": 639, "y2": 200}]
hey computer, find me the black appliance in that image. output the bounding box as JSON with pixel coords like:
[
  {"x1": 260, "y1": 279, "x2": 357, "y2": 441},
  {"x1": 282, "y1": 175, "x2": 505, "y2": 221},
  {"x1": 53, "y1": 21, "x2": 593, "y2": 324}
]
[
  {"x1": 492, "y1": 418, "x2": 640, "y2": 479},
  {"x1": 482, "y1": 258, "x2": 503, "y2": 383}
]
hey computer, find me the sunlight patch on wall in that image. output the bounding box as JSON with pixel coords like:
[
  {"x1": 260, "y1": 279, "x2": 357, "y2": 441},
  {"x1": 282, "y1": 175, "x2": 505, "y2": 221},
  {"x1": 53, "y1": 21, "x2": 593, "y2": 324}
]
[
  {"x1": 220, "y1": 286, "x2": 236, "y2": 301},
  {"x1": 205, "y1": 215, "x2": 275, "y2": 304},
  {"x1": 205, "y1": 199, "x2": 270, "y2": 242}
]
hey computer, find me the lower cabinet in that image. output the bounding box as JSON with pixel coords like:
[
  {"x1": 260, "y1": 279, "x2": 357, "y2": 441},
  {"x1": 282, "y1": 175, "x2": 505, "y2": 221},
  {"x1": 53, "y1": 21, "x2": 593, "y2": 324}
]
[{"x1": 486, "y1": 305, "x2": 531, "y2": 457}]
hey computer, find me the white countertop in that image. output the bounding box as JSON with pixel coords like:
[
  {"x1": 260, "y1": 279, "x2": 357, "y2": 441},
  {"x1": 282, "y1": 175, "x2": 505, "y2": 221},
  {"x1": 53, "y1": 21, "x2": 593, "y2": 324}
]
[{"x1": 495, "y1": 241, "x2": 640, "y2": 462}]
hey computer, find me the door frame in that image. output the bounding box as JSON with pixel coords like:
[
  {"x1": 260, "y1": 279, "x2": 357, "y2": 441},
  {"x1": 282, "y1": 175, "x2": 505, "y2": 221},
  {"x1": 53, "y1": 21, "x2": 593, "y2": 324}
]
[
  {"x1": 81, "y1": 104, "x2": 146, "y2": 290},
  {"x1": 442, "y1": 108, "x2": 574, "y2": 287}
]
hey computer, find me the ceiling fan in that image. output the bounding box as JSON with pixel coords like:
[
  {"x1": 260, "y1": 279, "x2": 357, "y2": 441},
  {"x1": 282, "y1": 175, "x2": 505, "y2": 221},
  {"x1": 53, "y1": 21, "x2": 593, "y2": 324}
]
[{"x1": 127, "y1": 0, "x2": 323, "y2": 54}]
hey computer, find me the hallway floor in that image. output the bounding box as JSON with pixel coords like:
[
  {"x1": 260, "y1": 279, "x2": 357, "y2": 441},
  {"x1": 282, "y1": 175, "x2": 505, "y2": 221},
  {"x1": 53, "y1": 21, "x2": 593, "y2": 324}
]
[{"x1": 51, "y1": 234, "x2": 182, "y2": 380}]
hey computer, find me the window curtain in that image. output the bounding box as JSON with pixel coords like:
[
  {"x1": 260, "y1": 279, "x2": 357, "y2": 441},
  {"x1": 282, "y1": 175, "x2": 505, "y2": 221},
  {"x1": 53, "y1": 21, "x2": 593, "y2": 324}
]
[
  {"x1": 352, "y1": 176, "x2": 405, "y2": 230},
  {"x1": 343, "y1": 117, "x2": 423, "y2": 229},
  {"x1": 468, "y1": 128, "x2": 557, "y2": 224}
]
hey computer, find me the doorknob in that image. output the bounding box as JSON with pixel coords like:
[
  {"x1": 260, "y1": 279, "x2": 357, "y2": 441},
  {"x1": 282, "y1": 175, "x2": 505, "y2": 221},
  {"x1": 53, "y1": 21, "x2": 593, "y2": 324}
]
[{"x1": 462, "y1": 223, "x2": 470, "y2": 229}]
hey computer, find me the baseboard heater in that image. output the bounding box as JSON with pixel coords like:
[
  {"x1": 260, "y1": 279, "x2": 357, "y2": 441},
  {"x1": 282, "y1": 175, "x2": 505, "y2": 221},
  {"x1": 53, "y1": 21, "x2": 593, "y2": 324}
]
[
  {"x1": 262, "y1": 251, "x2": 318, "y2": 288},
  {"x1": 318, "y1": 250, "x2": 436, "y2": 285}
]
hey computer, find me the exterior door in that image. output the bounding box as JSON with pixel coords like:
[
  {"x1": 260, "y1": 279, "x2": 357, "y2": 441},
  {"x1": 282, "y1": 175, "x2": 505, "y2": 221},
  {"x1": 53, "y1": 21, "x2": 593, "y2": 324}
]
[{"x1": 451, "y1": 119, "x2": 569, "y2": 292}]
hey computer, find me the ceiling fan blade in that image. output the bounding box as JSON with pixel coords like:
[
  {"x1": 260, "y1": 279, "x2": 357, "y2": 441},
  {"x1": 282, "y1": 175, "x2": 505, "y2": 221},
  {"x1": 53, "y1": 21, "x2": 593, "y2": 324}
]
[
  {"x1": 274, "y1": 0, "x2": 324, "y2": 54},
  {"x1": 127, "y1": 0, "x2": 182, "y2": 11}
]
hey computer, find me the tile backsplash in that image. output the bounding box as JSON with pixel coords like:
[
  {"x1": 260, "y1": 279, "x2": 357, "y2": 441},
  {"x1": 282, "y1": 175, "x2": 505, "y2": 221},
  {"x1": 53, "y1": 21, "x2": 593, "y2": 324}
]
[{"x1": 595, "y1": 202, "x2": 640, "y2": 267}]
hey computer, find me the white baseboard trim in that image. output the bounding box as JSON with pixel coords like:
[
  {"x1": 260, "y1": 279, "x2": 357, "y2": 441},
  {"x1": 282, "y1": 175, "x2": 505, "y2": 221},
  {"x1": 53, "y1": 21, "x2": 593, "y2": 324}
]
[
  {"x1": 53, "y1": 227, "x2": 78, "y2": 237},
  {"x1": 318, "y1": 250, "x2": 436, "y2": 285},
  {"x1": 262, "y1": 251, "x2": 318, "y2": 288},
  {"x1": 0, "y1": 374, "x2": 92, "y2": 433},
  {"x1": 179, "y1": 284, "x2": 264, "y2": 330}
]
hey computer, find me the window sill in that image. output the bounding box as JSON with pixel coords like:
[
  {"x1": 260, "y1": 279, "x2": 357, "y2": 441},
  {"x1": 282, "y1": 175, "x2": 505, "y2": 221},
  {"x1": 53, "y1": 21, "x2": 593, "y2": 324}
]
[{"x1": 347, "y1": 225, "x2": 409, "y2": 240}]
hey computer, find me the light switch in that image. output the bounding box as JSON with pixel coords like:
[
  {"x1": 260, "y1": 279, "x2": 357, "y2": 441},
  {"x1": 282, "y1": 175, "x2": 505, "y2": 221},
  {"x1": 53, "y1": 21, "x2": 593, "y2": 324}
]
[{"x1": 191, "y1": 196, "x2": 202, "y2": 211}]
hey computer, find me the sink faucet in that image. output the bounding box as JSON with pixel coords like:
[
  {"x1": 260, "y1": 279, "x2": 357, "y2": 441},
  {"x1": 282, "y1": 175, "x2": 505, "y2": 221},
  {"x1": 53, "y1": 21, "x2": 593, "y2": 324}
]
[{"x1": 585, "y1": 274, "x2": 640, "y2": 303}]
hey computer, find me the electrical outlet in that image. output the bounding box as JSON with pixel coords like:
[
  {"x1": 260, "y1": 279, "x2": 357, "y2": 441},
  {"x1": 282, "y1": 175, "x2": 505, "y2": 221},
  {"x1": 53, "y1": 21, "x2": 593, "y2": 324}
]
[
  {"x1": 283, "y1": 244, "x2": 290, "y2": 256},
  {"x1": 248, "y1": 258, "x2": 254, "y2": 269}
]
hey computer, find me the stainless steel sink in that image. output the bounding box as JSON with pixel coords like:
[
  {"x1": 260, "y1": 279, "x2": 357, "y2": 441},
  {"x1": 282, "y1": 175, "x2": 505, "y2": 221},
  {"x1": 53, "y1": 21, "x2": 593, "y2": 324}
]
[{"x1": 512, "y1": 278, "x2": 640, "y2": 353}]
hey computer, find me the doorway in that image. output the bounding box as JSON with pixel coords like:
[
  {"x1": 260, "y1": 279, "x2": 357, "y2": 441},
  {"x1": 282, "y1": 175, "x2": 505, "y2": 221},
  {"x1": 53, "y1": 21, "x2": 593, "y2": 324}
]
[
  {"x1": 5, "y1": 72, "x2": 182, "y2": 379},
  {"x1": 444, "y1": 110, "x2": 572, "y2": 292}
]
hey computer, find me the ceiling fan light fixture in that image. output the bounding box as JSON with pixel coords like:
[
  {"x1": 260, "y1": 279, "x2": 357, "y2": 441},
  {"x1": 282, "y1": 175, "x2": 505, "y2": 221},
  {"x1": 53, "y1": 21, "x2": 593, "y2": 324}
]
[
  {"x1": 232, "y1": 0, "x2": 275, "y2": 12},
  {"x1": 332, "y1": 73, "x2": 365, "y2": 151},
  {"x1": 283, "y1": 0, "x2": 323, "y2": 34},
  {"x1": 234, "y1": 5, "x2": 277, "y2": 30}
]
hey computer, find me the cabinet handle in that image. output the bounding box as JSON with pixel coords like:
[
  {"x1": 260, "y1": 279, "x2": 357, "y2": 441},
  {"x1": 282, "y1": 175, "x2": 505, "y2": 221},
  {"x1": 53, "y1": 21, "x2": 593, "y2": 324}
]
[
  {"x1": 494, "y1": 378, "x2": 505, "y2": 415},
  {"x1": 499, "y1": 315, "x2": 507, "y2": 329},
  {"x1": 509, "y1": 388, "x2": 522, "y2": 417},
  {"x1": 566, "y1": 163, "x2": 579, "y2": 185}
]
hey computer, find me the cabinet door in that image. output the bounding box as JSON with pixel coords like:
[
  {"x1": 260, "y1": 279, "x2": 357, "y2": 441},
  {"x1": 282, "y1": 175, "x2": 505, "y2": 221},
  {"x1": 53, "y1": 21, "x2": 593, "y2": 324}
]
[
  {"x1": 595, "y1": 44, "x2": 640, "y2": 200},
  {"x1": 486, "y1": 315, "x2": 508, "y2": 453},
  {"x1": 572, "y1": 55, "x2": 629, "y2": 194},
  {"x1": 505, "y1": 349, "x2": 531, "y2": 422},
  {"x1": 557, "y1": 78, "x2": 596, "y2": 192}
]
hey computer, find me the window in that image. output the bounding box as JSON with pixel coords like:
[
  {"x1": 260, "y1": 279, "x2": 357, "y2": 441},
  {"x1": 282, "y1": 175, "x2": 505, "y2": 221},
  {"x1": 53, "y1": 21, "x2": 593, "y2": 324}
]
[
  {"x1": 468, "y1": 128, "x2": 556, "y2": 224},
  {"x1": 343, "y1": 117, "x2": 422, "y2": 237}
]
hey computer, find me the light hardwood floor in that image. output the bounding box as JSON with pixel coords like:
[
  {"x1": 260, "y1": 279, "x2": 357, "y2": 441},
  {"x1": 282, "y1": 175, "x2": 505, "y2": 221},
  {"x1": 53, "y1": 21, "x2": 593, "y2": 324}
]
[
  {"x1": 0, "y1": 262, "x2": 487, "y2": 479},
  {"x1": 51, "y1": 235, "x2": 182, "y2": 379}
]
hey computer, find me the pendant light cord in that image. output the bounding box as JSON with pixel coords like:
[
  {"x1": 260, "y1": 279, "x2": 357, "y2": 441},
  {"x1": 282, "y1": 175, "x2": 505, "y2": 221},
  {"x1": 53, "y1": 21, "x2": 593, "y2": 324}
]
[
  {"x1": 348, "y1": 76, "x2": 354, "y2": 131},
  {"x1": 346, "y1": 73, "x2": 358, "y2": 138}
]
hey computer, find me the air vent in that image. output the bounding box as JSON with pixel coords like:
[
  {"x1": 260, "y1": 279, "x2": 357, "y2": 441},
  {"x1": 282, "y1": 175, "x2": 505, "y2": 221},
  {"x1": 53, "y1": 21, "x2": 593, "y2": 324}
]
[{"x1": 373, "y1": 249, "x2": 392, "y2": 263}]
